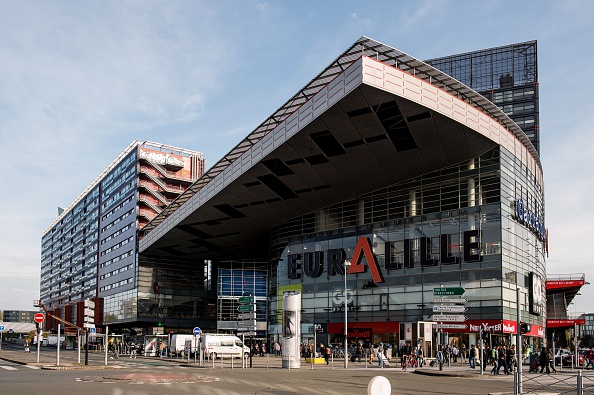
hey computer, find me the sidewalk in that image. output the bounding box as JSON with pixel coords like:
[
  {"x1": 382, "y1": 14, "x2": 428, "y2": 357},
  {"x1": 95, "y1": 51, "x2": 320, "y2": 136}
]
[{"x1": 0, "y1": 348, "x2": 502, "y2": 376}]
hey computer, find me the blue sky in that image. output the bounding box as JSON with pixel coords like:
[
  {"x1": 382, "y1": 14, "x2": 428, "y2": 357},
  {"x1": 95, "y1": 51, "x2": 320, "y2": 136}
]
[{"x1": 1, "y1": 0, "x2": 593, "y2": 317}]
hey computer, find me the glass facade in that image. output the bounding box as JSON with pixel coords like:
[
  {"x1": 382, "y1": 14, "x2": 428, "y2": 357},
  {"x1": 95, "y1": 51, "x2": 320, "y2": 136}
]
[
  {"x1": 217, "y1": 261, "x2": 267, "y2": 333},
  {"x1": 268, "y1": 146, "x2": 545, "y2": 350},
  {"x1": 426, "y1": 41, "x2": 539, "y2": 152}
]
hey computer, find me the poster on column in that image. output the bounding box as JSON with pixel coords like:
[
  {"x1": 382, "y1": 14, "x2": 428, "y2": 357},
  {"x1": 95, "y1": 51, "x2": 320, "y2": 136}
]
[
  {"x1": 282, "y1": 291, "x2": 301, "y2": 369},
  {"x1": 405, "y1": 323, "x2": 413, "y2": 341}
]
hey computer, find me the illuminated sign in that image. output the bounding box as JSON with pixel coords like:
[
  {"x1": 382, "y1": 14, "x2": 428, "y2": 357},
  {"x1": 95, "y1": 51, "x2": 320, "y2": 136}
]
[
  {"x1": 288, "y1": 231, "x2": 481, "y2": 283},
  {"x1": 515, "y1": 198, "x2": 546, "y2": 241}
]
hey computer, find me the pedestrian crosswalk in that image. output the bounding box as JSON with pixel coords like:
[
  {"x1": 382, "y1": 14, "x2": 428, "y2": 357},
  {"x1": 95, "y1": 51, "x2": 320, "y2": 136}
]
[{"x1": 0, "y1": 364, "x2": 40, "y2": 371}]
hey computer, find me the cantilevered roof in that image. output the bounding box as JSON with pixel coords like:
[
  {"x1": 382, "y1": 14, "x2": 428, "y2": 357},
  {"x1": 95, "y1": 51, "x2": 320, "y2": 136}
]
[
  {"x1": 139, "y1": 42, "x2": 542, "y2": 260},
  {"x1": 139, "y1": 37, "x2": 540, "y2": 238}
]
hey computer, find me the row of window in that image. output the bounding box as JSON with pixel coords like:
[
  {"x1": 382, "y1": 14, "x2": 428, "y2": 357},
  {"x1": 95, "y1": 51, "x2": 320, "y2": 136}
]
[
  {"x1": 100, "y1": 263, "x2": 134, "y2": 280},
  {"x1": 101, "y1": 196, "x2": 133, "y2": 222},
  {"x1": 500, "y1": 101, "x2": 535, "y2": 116},
  {"x1": 492, "y1": 87, "x2": 536, "y2": 104},
  {"x1": 100, "y1": 249, "x2": 134, "y2": 268},
  {"x1": 100, "y1": 236, "x2": 134, "y2": 256},
  {"x1": 101, "y1": 151, "x2": 136, "y2": 190},
  {"x1": 100, "y1": 222, "x2": 133, "y2": 245},
  {"x1": 101, "y1": 166, "x2": 136, "y2": 201},
  {"x1": 99, "y1": 277, "x2": 133, "y2": 292},
  {"x1": 101, "y1": 180, "x2": 135, "y2": 213}
]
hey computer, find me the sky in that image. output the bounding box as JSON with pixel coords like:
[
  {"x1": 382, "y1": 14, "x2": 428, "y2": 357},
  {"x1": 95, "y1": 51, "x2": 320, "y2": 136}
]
[{"x1": 1, "y1": 0, "x2": 593, "y2": 316}]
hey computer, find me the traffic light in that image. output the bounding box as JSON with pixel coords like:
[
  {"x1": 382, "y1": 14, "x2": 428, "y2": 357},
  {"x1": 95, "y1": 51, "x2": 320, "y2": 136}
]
[{"x1": 520, "y1": 322, "x2": 531, "y2": 334}]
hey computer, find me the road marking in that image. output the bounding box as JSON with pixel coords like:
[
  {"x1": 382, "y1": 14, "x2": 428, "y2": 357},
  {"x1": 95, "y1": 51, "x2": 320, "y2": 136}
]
[
  {"x1": 25, "y1": 365, "x2": 40, "y2": 369},
  {"x1": 0, "y1": 366, "x2": 18, "y2": 370}
]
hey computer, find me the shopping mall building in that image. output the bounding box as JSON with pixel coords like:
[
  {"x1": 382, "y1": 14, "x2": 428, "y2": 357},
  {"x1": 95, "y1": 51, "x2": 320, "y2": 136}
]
[{"x1": 41, "y1": 37, "x2": 557, "y2": 354}]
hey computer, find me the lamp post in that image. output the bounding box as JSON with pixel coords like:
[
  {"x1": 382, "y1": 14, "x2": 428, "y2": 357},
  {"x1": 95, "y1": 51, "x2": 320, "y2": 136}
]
[{"x1": 344, "y1": 259, "x2": 351, "y2": 369}]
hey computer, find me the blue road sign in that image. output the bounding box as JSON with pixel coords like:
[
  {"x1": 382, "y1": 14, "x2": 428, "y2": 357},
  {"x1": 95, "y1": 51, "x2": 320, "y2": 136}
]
[
  {"x1": 193, "y1": 326, "x2": 202, "y2": 336},
  {"x1": 0, "y1": 325, "x2": 4, "y2": 331},
  {"x1": 89, "y1": 327, "x2": 96, "y2": 333}
]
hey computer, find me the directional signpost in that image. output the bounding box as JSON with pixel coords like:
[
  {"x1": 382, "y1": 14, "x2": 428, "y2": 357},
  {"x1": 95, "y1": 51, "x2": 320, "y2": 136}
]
[
  {"x1": 237, "y1": 295, "x2": 256, "y2": 368},
  {"x1": 433, "y1": 298, "x2": 467, "y2": 304},
  {"x1": 433, "y1": 287, "x2": 467, "y2": 371},
  {"x1": 0, "y1": 325, "x2": 4, "y2": 350},
  {"x1": 433, "y1": 287, "x2": 465, "y2": 296},
  {"x1": 433, "y1": 305, "x2": 467, "y2": 313}
]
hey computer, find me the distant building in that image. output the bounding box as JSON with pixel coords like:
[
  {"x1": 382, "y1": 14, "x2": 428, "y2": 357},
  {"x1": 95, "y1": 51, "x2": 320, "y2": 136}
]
[
  {"x1": 2, "y1": 310, "x2": 38, "y2": 323},
  {"x1": 40, "y1": 141, "x2": 205, "y2": 332}
]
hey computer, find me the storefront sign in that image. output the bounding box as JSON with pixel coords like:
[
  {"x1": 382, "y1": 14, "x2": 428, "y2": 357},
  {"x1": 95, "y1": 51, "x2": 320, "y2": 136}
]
[{"x1": 515, "y1": 198, "x2": 546, "y2": 241}]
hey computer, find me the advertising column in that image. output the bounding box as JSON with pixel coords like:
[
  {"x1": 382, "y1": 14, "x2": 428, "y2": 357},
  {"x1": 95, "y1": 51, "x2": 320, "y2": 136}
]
[{"x1": 282, "y1": 291, "x2": 301, "y2": 369}]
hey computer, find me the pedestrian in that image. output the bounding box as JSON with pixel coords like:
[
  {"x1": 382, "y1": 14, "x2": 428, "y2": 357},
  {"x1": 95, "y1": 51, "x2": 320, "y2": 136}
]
[
  {"x1": 469, "y1": 344, "x2": 476, "y2": 369},
  {"x1": 130, "y1": 342, "x2": 137, "y2": 358},
  {"x1": 356, "y1": 343, "x2": 363, "y2": 363},
  {"x1": 586, "y1": 347, "x2": 594, "y2": 369},
  {"x1": 548, "y1": 349, "x2": 556, "y2": 373},
  {"x1": 377, "y1": 343, "x2": 384, "y2": 367},
  {"x1": 275, "y1": 342, "x2": 281, "y2": 356},
  {"x1": 24, "y1": 341, "x2": 30, "y2": 353},
  {"x1": 261, "y1": 343, "x2": 266, "y2": 356},
  {"x1": 539, "y1": 347, "x2": 550, "y2": 374},
  {"x1": 451, "y1": 344, "x2": 458, "y2": 363},
  {"x1": 158, "y1": 341, "x2": 165, "y2": 358},
  {"x1": 417, "y1": 347, "x2": 424, "y2": 367},
  {"x1": 324, "y1": 344, "x2": 331, "y2": 365}
]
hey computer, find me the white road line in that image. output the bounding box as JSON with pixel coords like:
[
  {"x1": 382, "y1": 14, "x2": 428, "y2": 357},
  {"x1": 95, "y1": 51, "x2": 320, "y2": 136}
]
[
  {"x1": 25, "y1": 365, "x2": 40, "y2": 369},
  {"x1": 0, "y1": 366, "x2": 18, "y2": 370}
]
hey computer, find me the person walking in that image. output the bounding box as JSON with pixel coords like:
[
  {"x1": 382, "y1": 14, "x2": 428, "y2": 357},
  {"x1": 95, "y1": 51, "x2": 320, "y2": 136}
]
[
  {"x1": 324, "y1": 344, "x2": 331, "y2": 365},
  {"x1": 469, "y1": 344, "x2": 477, "y2": 369},
  {"x1": 547, "y1": 349, "x2": 557, "y2": 373},
  {"x1": 158, "y1": 341, "x2": 165, "y2": 358},
  {"x1": 539, "y1": 347, "x2": 550, "y2": 373},
  {"x1": 586, "y1": 347, "x2": 594, "y2": 369},
  {"x1": 129, "y1": 342, "x2": 137, "y2": 358}
]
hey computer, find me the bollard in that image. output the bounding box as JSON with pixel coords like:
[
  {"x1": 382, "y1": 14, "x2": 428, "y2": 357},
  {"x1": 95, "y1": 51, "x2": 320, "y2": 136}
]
[
  {"x1": 513, "y1": 367, "x2": 518, "y2": 395},
  {"x1": 578, "y1": 369, "x2": 583, "y2": 395},
  {"x1": 221, "y1": 353, "x2": 224, "y2": 369},
  {"x1": 212, "y1": 353, "x2": 215, "y2": 369},
  {"x1": 288, "y1": 354, "x2": 291, "y2": 370},
  {"x1": 267, "y1": 352, "x2": 269, "y2": 370},
  {"x1": 231, "y1": 353, "x2": 234, "y2": 369},
  {"x1": 365, "y1": 350, "x2": 368, "y2": 369},
  {"x1": 332, "y1": 353, "x2": 334, "y2": 369}
]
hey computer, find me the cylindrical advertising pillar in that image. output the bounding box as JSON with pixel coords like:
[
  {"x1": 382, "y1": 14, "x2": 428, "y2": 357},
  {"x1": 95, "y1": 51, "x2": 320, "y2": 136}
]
[{"x1": 282, "y1": 291, "x2": 301, "y2": 369}]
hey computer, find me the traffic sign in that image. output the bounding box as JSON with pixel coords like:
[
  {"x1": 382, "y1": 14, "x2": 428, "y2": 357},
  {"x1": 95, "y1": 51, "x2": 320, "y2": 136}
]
[
  {"x1": 89, "y1": 327, "x2": 96, "y2": 333},
  {"x1": 436, "y1": 324, "x2": 468, "y2": 330},
  {"x1": 433, "y1": 298, "x2": 467, "y2": 304},
  {"x1": 434, "y1": 287, "x2": 465, "y2": 296},
  {"x1": 193, "y1": 326, "x2": 202, "y2": 336},
  {"x1": 433, "y1": 305, "x2": 467, "y2": 313},
  {"x1": 0, "y1": 325, "x2": 4, "y2": 331},
  {"x1": 237, "y1": 320, "x2": 256, "y2": 328},
  {"x1": 34, "y1": 313, "x2": 45, "y2": 323},
  {"x1": 83, "y1": 323, "x2": 95, "y2": 329},
  {"x1": 238, "y1": 296, "x2": 254, "y2": 304},
  {"x1": 238, "y1": 331, "x2": 257, "y2": 336},
  {"x1": 238, "y1": 304, "x2": 255, "y2": 312},
  {"x1": 432, "y1": 314, "x2": 467, "y2": 322},
  {"x1": 238, "y1": 312, "x2": 256, "y2": 320}
]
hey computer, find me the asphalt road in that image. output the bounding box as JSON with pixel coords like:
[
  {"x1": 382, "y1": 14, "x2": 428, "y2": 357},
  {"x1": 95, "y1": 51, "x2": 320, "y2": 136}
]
[{"x1": 1, "y1": 342, "x2": 591, "y2": 394}]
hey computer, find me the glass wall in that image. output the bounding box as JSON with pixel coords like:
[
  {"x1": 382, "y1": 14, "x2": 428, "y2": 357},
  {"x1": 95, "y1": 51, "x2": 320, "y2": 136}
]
[{"x1": 268, "y1": 147, "x2": 545, "y2": 347}]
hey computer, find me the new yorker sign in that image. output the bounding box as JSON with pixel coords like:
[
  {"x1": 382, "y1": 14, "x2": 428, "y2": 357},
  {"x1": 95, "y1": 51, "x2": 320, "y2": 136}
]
[{"x1": 287, "y1": 230, "x2": 482, "y2": 284}]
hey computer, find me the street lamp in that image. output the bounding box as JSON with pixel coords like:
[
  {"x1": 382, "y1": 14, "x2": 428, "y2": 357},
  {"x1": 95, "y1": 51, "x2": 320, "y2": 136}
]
[{"x1": 344, "y1": 259, "x2": 351, "y2": 369}]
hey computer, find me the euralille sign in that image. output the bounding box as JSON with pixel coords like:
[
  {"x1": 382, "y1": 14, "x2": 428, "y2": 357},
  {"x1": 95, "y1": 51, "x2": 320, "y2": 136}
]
[{"x1": 287, "y1": 231, "x2": 482, "y2": 284}]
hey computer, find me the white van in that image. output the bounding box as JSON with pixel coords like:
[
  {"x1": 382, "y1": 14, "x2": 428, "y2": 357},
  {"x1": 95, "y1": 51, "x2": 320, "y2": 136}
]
[
  {"x1": 201, "y1": 334, "x2": 250, "y2": 359},
  {"x1": 171, "y1": 334, "x2": 197, "y2": 356}
]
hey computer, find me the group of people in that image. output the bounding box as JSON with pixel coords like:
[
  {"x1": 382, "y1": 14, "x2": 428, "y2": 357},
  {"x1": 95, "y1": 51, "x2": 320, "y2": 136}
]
[{"x1": 251, "y1": 342, "x2": 266, "y2": 356}]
